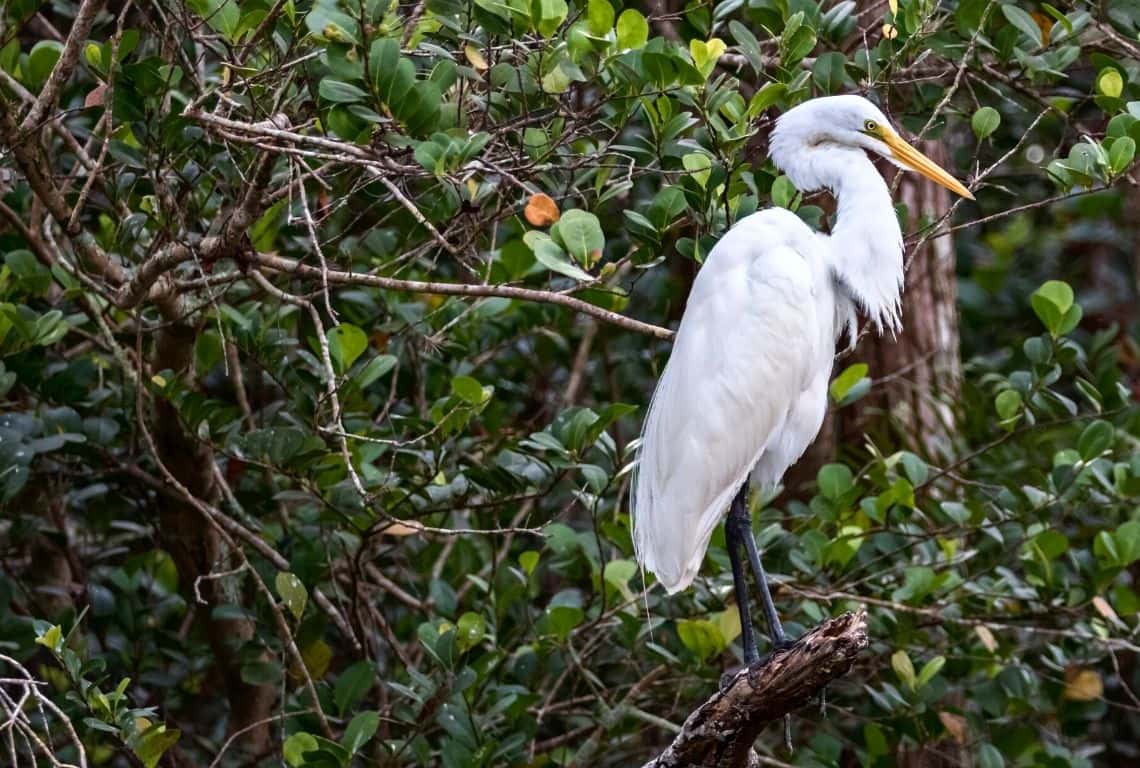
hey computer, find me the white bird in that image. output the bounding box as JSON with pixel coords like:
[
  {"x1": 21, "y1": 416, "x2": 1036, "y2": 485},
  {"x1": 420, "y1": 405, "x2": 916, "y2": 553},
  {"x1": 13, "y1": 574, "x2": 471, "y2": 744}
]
[{"x1": 631, "y1": 94, "x2": 972, "y2": 661}]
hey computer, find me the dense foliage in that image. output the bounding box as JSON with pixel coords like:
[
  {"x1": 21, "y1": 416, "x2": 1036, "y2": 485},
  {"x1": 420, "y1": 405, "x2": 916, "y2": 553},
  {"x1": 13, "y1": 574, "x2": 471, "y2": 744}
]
[{"x1": 2, "y1": 0, "x2": 1140, "y2": 766}]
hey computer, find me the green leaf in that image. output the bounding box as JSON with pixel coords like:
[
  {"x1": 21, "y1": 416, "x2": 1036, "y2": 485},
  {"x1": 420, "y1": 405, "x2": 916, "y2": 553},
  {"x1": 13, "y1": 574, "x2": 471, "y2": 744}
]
[
  {"x1": 275, "y1": 571, "x2": 308, "y2": 621},
  {"x1": 891, "y1": 649, "x2": 916, "y2": 689},
  {"x1": 531, "y1": 0, "x2": 568, "y2": 37},
  {"x1": 34, "y1": 623, "x2": 63, "y2": 653},
  {"x1": 524, "y1": 230, "x2": 593, "y2": 281},
  {"x1": 319, "y1": 78, "x2": 368, "y2": 103},
  {"x1": 747, "y1": 82, "x2": 786, "y2": 118},
  {"x1": 368, "y1": 38, "x2": 400, "y2": 92},
  {"x1": 84, "y1": 42, "x2": 102, "y2": 70},
  {"x1": 342, "y1": 711, "x2": 380, "y2": 754},
  {"x1": 603, "y1": 558, "x2": 637, "y2": 599},
  {"x1": 355, "y1": 354, "x2": 397, "y2": 389},
  {"x1": 5, "y1": 250, "x2": 51, "y2": 295},
  {"x1": 781, "y1": 12, "x2": 816, "y2": 65},
  {"x1": 189, "y1": 0, "x2": 241, "y2": 41},
  {"x1": 893, "y1": 566, "x2": 936, "y2": 603},
  {"x1": 451, "y1": 375, "x2": 488, "y2": 404},
  {"x1": 817, "y1": 463, "x2": 853, "y2": 500},
  {"x1": 248, "y1": 199, "x2": 286, "y2": 253},
  {"x1": 455, "y1": 611, "x2": 486, "y2": 652},
  {"x1": 334, "y1": 661, "x2": 376, "y2": 715},
  {"x1": 1078, "y1": 420, "x2": 1114, "y2": 460},
  {"x1": 829, "y1": 363, "x2": 869, "y2": 404},
  {"x1": 304, "y1": 0, "x2": 359, "y2": 42},
  {"x1": 971, "y1": 106, "x2": 1001, "y2": 140},
  {"x1": 1098, "y1": 68, "x2": 1124, "y2": 98},
  {"x1": 1031, "y1": 280, "x2": 1075, "y2": 336},
  {"x1": 550, "y1": 209, "x2": 605, "y2": 266},
  {"x1": 916, "y1": 655, "x2": 946, "y2": 687},
  {"x1": 1115, "y1": 521, "x2": 1140, "y2": 566},
  {"x1": 682, "y1": 152, "x2": 713, "y2": 188},
  {"x1": 690, "y1": 38, "x2": 726, "y2": 78},
  {"x1": 135, "y1": 726, "x2": 181, "y2": 768},
  {"x1": 26, "y1": 40, "x2": 63, "y2": 87},
  {"x1": 328, "y1": 324, "x2": 368, "y2": 373},
  {"x1": 811, "y1": 51, "x2": 847, "y2": 93},
  {"x1": 1001, "y1": 4, "x2": 1043, "y2": 48},
  {"x1": 995, "y1": 389, "x2": 1022, "y2": 421},
  {"x1": 676, "y1": 618, "x2": 725, "y2": 661},
  {"x1": 771, "y1": 175, "x2": 798, "y2": 209},
  {"x1": 546, "y1": 605, "x2": 583, "y2": 638},
  {"x1": 1109, "y1": 136, "x2": 1135, "y2": 175},
  {"x1": 519, "y1": 550, "x2": 540, "y2": 576},
  {"x1": 615, "y1": 9, "x2": 648, "y2": 49},
  {"x1": 978, "y1": 743, "x2": 1006, "y2": 768},
  {"x1": 284, "y1": 732, "x2": 319, "y2": 767},
  {"x1": 587, "y1": 0, "x2": 614, "y2": 35}
]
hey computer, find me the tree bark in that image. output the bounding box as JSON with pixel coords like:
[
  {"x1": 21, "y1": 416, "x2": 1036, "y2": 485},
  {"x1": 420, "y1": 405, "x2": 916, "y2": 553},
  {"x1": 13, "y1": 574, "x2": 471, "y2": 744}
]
[
  {"x1": 152, "y1": 323, "x2": 276, "y2": 756},
  {"x1": 641, "y1": 611, "x2": 869, "y2": 768}
]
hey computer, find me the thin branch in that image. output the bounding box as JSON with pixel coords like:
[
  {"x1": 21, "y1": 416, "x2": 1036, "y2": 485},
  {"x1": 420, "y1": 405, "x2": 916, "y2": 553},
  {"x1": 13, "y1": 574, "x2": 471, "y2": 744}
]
[
  {"x1": 254, "y1": 252, "x2": 674, "y2": 339},
  {"x1": 21, "y1": 0, "x2": 105, "y2": 132}
]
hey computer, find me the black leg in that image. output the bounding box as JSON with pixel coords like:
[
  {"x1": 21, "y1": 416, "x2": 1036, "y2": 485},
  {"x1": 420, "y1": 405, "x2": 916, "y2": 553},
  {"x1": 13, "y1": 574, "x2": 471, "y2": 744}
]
[
  {"x1": 727, "y1": 485, "x2": 788, "y2": 649},
  {"x1": 727, "y1": 485, "x2": 795, "y2": 749},
  {"x1": 725, "y1": 514, "x2": 759, "y2": 665}
]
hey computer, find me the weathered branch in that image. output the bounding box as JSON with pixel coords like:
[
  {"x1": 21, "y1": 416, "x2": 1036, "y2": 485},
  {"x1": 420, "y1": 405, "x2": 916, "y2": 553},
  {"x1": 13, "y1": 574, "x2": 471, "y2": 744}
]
[{"x1": 643, "y1": 610, "x2": 869, "y2": 768}]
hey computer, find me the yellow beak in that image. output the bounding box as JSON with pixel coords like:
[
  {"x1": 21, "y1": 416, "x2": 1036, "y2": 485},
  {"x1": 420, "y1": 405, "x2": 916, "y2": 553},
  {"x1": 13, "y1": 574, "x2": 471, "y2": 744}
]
[{"x1": 881, "y1": 131, "x2": 974, "y2": 200}]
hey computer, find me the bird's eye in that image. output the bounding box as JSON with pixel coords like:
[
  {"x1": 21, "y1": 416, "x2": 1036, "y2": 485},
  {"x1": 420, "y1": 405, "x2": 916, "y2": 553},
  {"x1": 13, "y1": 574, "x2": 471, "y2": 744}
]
[{"x1": 864, "y1": 120, "x2": 878, "y2": 133}]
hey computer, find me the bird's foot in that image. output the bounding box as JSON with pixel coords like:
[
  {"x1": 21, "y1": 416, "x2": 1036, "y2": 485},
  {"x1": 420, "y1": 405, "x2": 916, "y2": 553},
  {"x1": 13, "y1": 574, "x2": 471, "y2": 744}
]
[
  {"x1": 772, "y1": 637, "x2": 796, "y2": 654},
  {"x1": 720, "y1": 636, "x2": 796, "y2": 692}
]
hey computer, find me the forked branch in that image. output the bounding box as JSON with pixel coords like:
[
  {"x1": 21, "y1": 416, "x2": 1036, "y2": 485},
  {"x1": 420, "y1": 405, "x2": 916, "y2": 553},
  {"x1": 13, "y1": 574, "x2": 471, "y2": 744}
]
[{"x1": 643, "y1": 610, "x2": 869, "y2": 768}]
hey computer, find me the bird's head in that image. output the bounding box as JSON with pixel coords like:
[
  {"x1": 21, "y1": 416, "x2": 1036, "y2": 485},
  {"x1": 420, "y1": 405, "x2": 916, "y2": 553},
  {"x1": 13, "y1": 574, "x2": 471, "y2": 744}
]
[{"x1": 770, "y1": 94, "x2": 974, "y2": 200}]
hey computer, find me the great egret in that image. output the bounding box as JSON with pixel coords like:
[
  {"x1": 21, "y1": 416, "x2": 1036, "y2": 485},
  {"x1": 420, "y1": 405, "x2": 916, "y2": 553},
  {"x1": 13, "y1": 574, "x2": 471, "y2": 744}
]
[{"x1": 631, "y1": 94, "x2": 972, "y2": 663}]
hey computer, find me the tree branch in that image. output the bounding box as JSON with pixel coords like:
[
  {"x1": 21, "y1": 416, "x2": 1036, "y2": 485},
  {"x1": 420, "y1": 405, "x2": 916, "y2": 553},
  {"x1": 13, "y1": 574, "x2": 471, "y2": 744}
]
[
  {"x1": 642, "y1": 610, "x2": 869, "y2": 768},
  {"x1": 254, "y1": 252, "x2": 675, "y2": 339},
  {"x1": 22, "y1": 0, "x2": 106, "y2": 132}
]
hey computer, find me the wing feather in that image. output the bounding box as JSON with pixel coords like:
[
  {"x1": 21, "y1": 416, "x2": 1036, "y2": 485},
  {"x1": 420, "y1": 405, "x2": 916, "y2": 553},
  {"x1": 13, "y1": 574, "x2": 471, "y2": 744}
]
[{"x1": 631, "y1": 211, "x2": 826, "y2": 593}]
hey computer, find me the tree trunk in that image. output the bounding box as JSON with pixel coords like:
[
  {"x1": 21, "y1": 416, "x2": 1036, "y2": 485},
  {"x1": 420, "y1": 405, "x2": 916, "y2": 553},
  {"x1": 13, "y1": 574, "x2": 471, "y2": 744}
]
[{"x1": 153, "y1": 323, "x2": 276, "y2": 756}]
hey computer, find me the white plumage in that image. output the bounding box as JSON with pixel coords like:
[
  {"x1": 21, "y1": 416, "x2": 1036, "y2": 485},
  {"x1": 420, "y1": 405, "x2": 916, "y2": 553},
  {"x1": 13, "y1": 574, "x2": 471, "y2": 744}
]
[{"x1": 631, "y1": 95, "x2": 972, "y2": 595}]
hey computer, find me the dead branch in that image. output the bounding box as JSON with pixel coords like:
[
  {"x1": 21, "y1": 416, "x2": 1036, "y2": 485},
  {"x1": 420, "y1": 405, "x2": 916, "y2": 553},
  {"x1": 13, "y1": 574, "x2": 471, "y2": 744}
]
[{"x1": 642, "y1": 610, "x2": 869, "y2": 768}]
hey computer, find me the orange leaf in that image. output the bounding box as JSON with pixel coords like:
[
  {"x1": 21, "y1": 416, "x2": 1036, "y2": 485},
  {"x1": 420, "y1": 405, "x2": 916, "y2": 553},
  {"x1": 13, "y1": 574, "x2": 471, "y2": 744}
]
[
  {"x1": 1030, "y1": 11, "x2": 1053, "y2": 46},
  {"x1": 464, "y1": 44, "x2": 488, "y2": 72},
  {"x1": 381, "y1": 520, "x2": 421, "y2": 536},
  {"x1": 1063, "y1": 667, "x2": 1103, "y2": 701},
  {"x1": 1092, "y1": 595, "x2": 1119, "y2": 622},
  {"x1": 974, "y1": 624, "x2": 997, "y2": 653},
  {"x1": 524, "y1": 193, "x2": 561, "y2": 227},
  {"x1": 84, "y1": 83, "x2": 106, "y2": 109},
  {"x1": 938, "y1": 711, "x2": 968, "y2": 744}
]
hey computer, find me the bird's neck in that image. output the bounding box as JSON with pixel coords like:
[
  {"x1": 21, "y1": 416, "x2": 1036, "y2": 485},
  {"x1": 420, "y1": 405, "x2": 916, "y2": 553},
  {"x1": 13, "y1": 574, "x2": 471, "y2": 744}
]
[
  {"x1": 827, "y1": 152, "x2": 904, "y2": 335},
  {"x1": 775, "y1": 142, "x2": 905, "y2": 336}
]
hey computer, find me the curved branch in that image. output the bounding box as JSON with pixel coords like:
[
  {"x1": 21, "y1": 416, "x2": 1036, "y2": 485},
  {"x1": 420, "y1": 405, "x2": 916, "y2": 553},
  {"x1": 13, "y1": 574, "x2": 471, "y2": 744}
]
[{"x1": 643, "y1": 610, "x2": 869, "y2": 768}]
